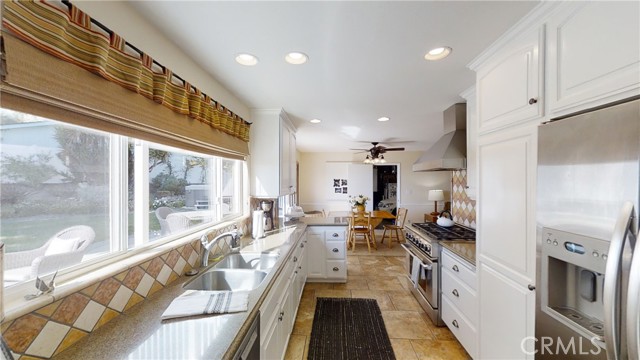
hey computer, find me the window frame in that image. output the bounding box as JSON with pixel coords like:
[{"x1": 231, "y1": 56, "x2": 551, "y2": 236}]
[{"x1": 1, "y1": 108, "x2": 246, "y2": 302}]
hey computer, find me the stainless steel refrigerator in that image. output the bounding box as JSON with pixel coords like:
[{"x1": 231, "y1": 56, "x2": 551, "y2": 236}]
[{"x1": 536, "y1": 97, "x2": 640, "y2": 359}]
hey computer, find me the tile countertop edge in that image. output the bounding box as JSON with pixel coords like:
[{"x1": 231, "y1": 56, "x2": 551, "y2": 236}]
[
  {"x1": 440, "y1": 241, "x2": 477, "y2": 267},
  {"x1": 52, "y1": 223, "x2": 308, "y2": 360}
]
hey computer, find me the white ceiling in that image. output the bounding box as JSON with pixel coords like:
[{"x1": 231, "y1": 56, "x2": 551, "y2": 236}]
[{"x1": 129, "y1": 1, "x2": 538, "y2": 153}]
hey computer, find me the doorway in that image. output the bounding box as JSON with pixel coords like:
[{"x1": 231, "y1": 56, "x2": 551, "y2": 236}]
[{"x1": 373, "y1": 165, "x2": 399, "y2": 220}]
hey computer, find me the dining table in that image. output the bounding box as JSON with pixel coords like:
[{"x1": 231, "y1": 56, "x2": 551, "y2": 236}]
[{"x1": 328, "y1": 210, "x2": 396, "y2": 243}]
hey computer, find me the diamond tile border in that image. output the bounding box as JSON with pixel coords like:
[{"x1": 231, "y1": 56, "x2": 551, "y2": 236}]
[
  {"x1": 451, "y1": 170, "x2": 476, "y2": 229},
  {"x1": 2, "y1": 218, "x2": 250, "y2": 359}
]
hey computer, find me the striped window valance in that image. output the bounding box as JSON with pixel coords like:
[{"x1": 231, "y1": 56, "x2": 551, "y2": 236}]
[{"x1": 1, "y1": 1, "x2": 250, "y2": 154}]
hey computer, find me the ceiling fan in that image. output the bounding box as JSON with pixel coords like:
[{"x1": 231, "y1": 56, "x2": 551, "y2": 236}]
[{"x1": 350, "y1": 142, "x2": 405, "y2": 164}]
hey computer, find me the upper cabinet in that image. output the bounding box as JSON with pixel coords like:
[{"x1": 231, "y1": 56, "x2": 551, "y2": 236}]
[
  {"x1": 546, "y1": 1, "x2": 640, "y2": 116},
  {"x1": 250, "y1": 109, "x2": 297, "y2": 197},
  {"x1": 473, "y1": 26, "x2": 544, "y2": 134},
  {"x1": 460, "y1": 86, "x2": 477, "y2": 200}
]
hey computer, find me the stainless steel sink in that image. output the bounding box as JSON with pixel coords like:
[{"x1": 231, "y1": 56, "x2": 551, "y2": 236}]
[
  {"x1": 183, "y1": 269, "x2": 268, "y2": 291},
  {"x1": 214, "y1": 253, "x2": 279, "y2": 270}
]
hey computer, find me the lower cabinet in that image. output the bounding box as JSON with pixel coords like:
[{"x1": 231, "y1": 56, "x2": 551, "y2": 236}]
[
  {"x1": 441, "y1": 249, "x2": 478, "y2": 359},
  {"x1": 260, "y1": 235, "x2": 307, "y2": 360},
  {"x1": 306, "y1": 226, "x2": 347, "y2": 282}
]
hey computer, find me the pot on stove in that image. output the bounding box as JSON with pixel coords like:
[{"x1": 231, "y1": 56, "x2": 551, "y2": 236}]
[{"x1": 436, "y1": 210, "x2": 455, "y2": 227}]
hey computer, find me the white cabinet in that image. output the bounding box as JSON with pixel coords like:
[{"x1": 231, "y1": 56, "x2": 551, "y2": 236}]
[
  {"x1": 250, "y1": 109, "x2": 297, "y2": 197},
  {"x1": 546, "y1": 2, "x2": 640, "y2": 116},
  {"x1": 475, "y1": 26, "x2": 544, "y2": 134},
  {"x1": 478, "y1": 263, "x2": 535, "y2": 359},
  {"x1": 441, "y1": 249, "x2": 478, "y2": 358},
  {"x1": 477, "y1": 124, "x2": 537, "y2": 284},
  {"x1": 475, "y1": 123, "x2": 537, "y2": 360},
  {"x1": 305, "y1": 226, "x2": 347, "y2": 282},
  {"x1": 306, "y1": 230, "x2": 325, "y2": 278},
  {"x1": 260, "y1": 235, "x2": 306, "y2": 360},
  {"x1": 460, "y1": 86, "x2": 477, "y2": 200},
  {"x1": 279, "y1": 124, "x2": 297, "y2": 195}
]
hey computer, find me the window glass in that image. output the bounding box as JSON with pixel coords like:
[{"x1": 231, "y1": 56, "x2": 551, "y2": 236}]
[
  {"x1": 1, "y1": 108, "x2": 111, "y2": 285},
  {"x1": 1, "y1": 107, "x2": 244, "y2": 288},
  {"x1": 148, "y1": 147, "x2": 214, "y2": 241}
]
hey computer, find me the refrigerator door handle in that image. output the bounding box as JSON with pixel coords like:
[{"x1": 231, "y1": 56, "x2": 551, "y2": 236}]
[
  {"x1": 603, "y1": 201, "x2": 634, "y2": 360},
  {"x1": 627, "y1": 229, "x2": 640, "y2": 360}
]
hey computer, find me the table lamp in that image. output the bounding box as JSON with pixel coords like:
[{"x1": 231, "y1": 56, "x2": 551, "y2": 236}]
[{"x1": 428, "y1": 189, "x2": 445, "y2": 216}]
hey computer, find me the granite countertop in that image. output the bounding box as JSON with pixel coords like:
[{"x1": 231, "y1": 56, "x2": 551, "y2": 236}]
[
  {"x1": 300, "y1": 216, "x2": 349, "y2": 226},
  {"x1": 54, "y1": 224, "x2": 307, "y2": 360},
  {"x1": 440, "y1": 241, "x2": 477, "y2": 266}
]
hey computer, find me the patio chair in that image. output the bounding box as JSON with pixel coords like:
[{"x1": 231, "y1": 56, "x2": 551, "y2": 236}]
[
  {"x1": 166, "y1": 213, "x2": 191, "y2": 234},
  {"x1": 4, "y1": 225, "x2": 95, "y2": 284},
  {"x1": 155, "y1": 206, "x2": 174, "y2": 236}
]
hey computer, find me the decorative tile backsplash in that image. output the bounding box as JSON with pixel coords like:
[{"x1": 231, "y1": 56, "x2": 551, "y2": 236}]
[
  {"x1": 1, "y1": 219, "x2": 249, "y2": 359},
  {"x1": 451, "y1": 170, "x2": 476, "y2": 229}
]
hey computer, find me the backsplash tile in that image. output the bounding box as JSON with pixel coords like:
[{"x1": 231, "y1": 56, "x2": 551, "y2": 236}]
[
  {"x1": 451, "y1": 170, "x2": 476, "y2": 229},
  {"x1": 2, "y1": 218, "x2": 250, "y2": 359}
]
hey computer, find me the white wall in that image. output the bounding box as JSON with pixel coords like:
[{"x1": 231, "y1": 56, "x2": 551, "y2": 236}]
[
  {"x1": 298, "y1": 151, "x2": 453, "y2": 224},
  {"x1": 74, "y1": 1, "x2": 250, "y2": 120}
]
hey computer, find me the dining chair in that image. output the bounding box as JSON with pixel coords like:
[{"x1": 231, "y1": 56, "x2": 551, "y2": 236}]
[
  {"x1": 380, "y1": 207, "x2": 408, "y2": 248},
  {"x1": 348, "y1": 211, "x2": 376, "y2": 252}
]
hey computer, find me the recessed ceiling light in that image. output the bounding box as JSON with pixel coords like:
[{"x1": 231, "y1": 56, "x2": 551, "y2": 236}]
[
  {"x1": 285, "y1": 52, "x2": 308, "y2": 65},
  {"x1": 424, "y1": 46, "x2": 452, "y2": 61},
  {"x1": 310, "y1": 118, "x2": 321, "y2": 124},
  {"x1": 235, "y1": 53, "x2": 258, "y2": 66},
  {"x1": 377, "y1": 117, "x2": 390, "y2": 122}
]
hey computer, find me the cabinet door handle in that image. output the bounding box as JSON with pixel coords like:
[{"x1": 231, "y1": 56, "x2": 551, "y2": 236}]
[
  {"x1": 452, "y1": 320, "x2": 459, "y2": 328},
  {"x1": 452, "y1": 265, "x2": 459, "y2": 272},
  {"x1": 452, "y1": 289, "x2": 460, "y2": 297},
  {"x1": 332, "y1": 248, "x2": 339, "y2": 253},
  {"x1": 300, "y1": 243, "x2": 304, "y2": 248},
  {"x1": 528, "y1": 284, "x2": 536, "y2": 291},
  {"x1": 332, "y1": 233, "x2": 339, "y2": 238},
  {"x1": 333, "y1": 267, "x2": 339, "y2": 272},
  {"x1": 278, "y1": 311, "x2": 284, "y2": 321},
  {"x1": 529, "y1": 97, "x2": 538, "y2": 105}
]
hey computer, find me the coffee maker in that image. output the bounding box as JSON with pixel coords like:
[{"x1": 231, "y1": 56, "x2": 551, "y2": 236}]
[{"x1": 260, "y1": 200, "x2": 274, "y2": 232}]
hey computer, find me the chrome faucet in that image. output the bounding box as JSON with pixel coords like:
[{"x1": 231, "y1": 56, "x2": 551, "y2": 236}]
[{"x1": 200, "y1": 226, "x2": 243, "y2": 267}]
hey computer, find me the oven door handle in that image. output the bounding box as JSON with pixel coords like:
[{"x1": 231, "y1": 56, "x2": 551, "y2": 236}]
[
  {"x1": 420, "y1": 262, "x2": 432, "y2": 271},
  {"x1": 401, "y1": 243, "x2": 434, "y2": 268}
]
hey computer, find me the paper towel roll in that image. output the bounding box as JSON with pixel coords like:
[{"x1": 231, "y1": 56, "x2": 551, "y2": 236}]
[{"x1": 252, "y1": 210, "x2": 265, "y2": 239}]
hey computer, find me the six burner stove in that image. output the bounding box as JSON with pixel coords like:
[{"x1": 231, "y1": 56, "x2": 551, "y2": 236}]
[{"x1": 411, "y1": 222, "x2": 476, "y2": 241}]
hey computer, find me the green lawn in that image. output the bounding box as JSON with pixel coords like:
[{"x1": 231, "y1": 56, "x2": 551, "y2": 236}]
[{"x1": 1, "y1": 212, "x2": 161, "y2": 253}]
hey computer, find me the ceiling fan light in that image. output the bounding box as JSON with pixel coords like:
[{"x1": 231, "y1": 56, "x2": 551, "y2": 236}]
[
  {"x1": 379, "y1": 155, "x2": 386, "y2": 163},
  {"x1": 363, "y1": 155, "x2": 372, "y2": 164}
]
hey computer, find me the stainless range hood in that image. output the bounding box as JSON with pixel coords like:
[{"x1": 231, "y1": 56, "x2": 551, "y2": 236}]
[{"x1": 413, "y1": 103, "x2": 467, "y2": 172}]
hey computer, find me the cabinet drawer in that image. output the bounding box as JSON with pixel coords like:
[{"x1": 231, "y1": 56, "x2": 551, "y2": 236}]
[
  {"x1": 326, "y1": 260, "x2": 347, "y2": 280},
  {"x1": 441, "y1": 250, "x2": 476, "y2": 290},
  {"x1": 442, "y1": 268, "x2": 477, "y2": 325},
  {"x1": 326, "y1": 240, "x2": 345, "y2": 260},
  {"x1": 325, "y1": 230, "x2": 345, "y2": 241},
  {"x1": 442, "y1": 296, "x2": 477, "y2": 359}
]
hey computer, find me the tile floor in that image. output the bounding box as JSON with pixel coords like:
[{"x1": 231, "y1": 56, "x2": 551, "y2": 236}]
[{"x1": 284, "y1": 253, "x2": 471, "y2": 360}]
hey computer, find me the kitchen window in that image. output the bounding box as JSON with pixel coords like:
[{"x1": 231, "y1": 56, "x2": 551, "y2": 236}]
[{"x1": 1, "y1": 107, "x2": 245, "y2": 288}]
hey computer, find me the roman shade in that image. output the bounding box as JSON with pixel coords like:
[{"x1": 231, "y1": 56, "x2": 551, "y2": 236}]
[{"x1": 0, "y1": 1, "x2": 249, "y2": 159}]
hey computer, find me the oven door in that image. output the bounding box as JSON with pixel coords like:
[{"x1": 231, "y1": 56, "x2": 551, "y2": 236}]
[
  {"x1": 402, "y1": 243, "x2": 420, "y2": 286},
  {"x1": 416, "y1": 255, "x2": 438, "y2": 310}
]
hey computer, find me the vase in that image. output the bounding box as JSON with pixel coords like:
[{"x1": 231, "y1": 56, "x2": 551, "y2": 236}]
[{"x1": 355, "y1": 204, "x2": 365, "y2": 213}]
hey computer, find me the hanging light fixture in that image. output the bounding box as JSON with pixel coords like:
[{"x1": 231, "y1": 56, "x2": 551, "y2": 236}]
[{"x1": 363, "y1": 155, "x2": 372, "y2": 164}]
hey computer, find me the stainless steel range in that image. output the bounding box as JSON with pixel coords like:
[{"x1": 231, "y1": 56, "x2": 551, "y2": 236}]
[{"x1": 402, "y1": 222, "x2": 476, "y2": 326}]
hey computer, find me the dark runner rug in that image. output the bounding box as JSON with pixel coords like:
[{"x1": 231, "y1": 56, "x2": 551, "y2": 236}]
[{"x1": 308, "y1": 297, "x2": 396, "y2": 360}]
